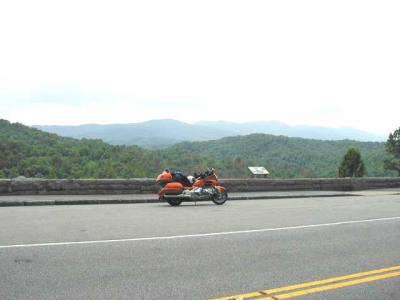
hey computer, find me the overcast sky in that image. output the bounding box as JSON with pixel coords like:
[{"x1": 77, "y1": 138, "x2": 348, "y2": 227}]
[{"x1": 1, "y1": 0, "x2": 399, "y2": 135}]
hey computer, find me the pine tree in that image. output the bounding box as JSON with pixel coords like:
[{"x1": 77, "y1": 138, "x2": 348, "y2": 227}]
[
  {"x1": 338, "y1": 147, "x2": 365, "y2": 177},
  {"x1": 384, "y1": 127, "x2": 400, "y2": 176}
]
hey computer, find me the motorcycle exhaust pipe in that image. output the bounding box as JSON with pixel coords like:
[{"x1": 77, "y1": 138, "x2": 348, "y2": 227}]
[
  {"x1": 163, "y1": 194, "x2": 211, "y2": 201},
  {"x1": 164, "y1": 194, "x2": 191, "y2": 200}
]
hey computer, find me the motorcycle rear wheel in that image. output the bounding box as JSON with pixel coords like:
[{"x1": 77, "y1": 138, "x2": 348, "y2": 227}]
[
  {"x1": 212, "y1": 190, "x2": 228, "y2": 205},
  {"x1": 166, "y1": 198, "x2": 183, "y2": 206}
]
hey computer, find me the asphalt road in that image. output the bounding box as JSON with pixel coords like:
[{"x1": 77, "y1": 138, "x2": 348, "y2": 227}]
[{"x1": 0, "y1": 194, "x2": 399, "y2": 299}]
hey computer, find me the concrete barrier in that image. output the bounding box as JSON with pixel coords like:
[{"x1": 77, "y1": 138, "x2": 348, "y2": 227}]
[
  {"x1": 0, "y1": 177, "x2": 399, "y2": 195},
  {"x1": 220, "y1": 178, "x2": 400, "y2": 192}
]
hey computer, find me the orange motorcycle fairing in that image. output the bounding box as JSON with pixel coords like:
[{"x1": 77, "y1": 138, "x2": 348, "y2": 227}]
[
  {"x1": 193, "y1": 173, "x2": 218, "y2": 187},
  {"x1": 192, "y1": 178, "x2": 205, "y2": 187}
]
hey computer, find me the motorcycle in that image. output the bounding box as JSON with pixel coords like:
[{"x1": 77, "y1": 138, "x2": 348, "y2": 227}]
[{"x1": 156, "y1": 168, "x2": 228, "y2": 206}]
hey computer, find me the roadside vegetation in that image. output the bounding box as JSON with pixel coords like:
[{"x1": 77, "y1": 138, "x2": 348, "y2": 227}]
[{"x1": 0, "y1": 119, "x2": 397, "y2": 179}]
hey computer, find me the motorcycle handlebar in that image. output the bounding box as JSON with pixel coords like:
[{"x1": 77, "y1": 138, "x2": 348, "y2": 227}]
[{"x1": 194, "y1": 168, "x2": 215, "y2": 179}]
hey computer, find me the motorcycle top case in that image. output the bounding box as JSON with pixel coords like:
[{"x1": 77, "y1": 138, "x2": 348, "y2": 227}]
[{"x1": 156, "y1": 170, "x2": 173, "y2": 184}]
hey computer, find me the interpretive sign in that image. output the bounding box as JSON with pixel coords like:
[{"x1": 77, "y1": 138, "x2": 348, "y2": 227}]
[{"x1": 248, "y1": 166, "x2": 269, "y2": 175}]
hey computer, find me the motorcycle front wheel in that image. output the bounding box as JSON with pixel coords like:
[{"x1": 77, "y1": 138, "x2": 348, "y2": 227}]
[
  {"x1": 166, "y1": 198, "x2": 183, "y2": 206},
  {"x1": 212, "y1": 190, "x2": 228, "y2": 205}
]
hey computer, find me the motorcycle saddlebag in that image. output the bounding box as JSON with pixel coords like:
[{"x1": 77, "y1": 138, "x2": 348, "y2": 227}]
[{"x1": 163, "y1": 182, "x2": 184, "y2": 195}]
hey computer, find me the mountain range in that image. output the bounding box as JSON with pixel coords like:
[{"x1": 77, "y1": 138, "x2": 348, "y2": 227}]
[
  {"x1": 1, "y1": 119, "x2": 395, "y2": 179},
  {"x1": 34, "y1": 119, "x2": 386, "y2": 148}
]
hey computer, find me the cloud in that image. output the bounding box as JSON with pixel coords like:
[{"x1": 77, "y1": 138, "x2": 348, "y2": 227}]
[
  {"x1": 1, "y1": 87, "x2": 90, "y2": 106},
  {"x1": 0, "y1": 0, "x2": 399, "y2": 135}
]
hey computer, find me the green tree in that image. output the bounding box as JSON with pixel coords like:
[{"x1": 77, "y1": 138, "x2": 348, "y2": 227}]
[
  {"x1": 384, "y1": 127, "x2": 400, "y2": 176},
  {"x1": 338, "y1": 147, "x2": 365, "y2": 177}
]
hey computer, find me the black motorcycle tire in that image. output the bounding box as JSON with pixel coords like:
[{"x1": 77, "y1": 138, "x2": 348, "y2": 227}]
[
  {"x1": 212, "y1": 190, "x2": 228, "y2": 205},
  {"x1": 166, "y1": 198, "x2": 183, "y2": 206}
]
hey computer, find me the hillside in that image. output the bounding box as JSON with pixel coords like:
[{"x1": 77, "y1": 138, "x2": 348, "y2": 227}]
[
  {"x1": 0, "y1": 119, "x2": 161, "y2": 178},
  {"x1": 160, "y1": 134, "x2": 394, "y2": 178},
  {"x1": 34, "y1": 119, "x2": 386, "y2": 148},
  {"x1": 0, "y1": 119, "x2": 395, "y2": 179}
]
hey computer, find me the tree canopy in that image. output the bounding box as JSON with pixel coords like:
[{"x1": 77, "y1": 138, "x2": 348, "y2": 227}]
[{"x1": 384, "y1": 127, "x2": 400, "y2": 176}]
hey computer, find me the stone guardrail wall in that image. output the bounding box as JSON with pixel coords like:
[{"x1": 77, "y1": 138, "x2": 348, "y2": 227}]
[{"x1": 0, "y1": 177, "x2": 399, "y2": 195}]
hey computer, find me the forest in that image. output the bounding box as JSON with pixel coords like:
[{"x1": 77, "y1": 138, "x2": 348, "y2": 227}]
[{"x1": 0, "y1": 119, "x2": 396, "y2": 179}]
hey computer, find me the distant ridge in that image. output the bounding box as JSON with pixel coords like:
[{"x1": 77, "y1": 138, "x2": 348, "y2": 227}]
[
  {"x1": 34, "y1": 119, "x2": 237, "y2": 148},
  {"x1": 196, "y1": 120, "x2": 386, "y2": 142},
  {"x1": 34, "y1": 119, "x2": 386, "y2": 148}
]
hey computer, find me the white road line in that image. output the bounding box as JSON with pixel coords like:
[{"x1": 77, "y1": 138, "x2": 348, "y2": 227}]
[{"x1": 1, "y1": 216, "x2": 400, "y2": 250}]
